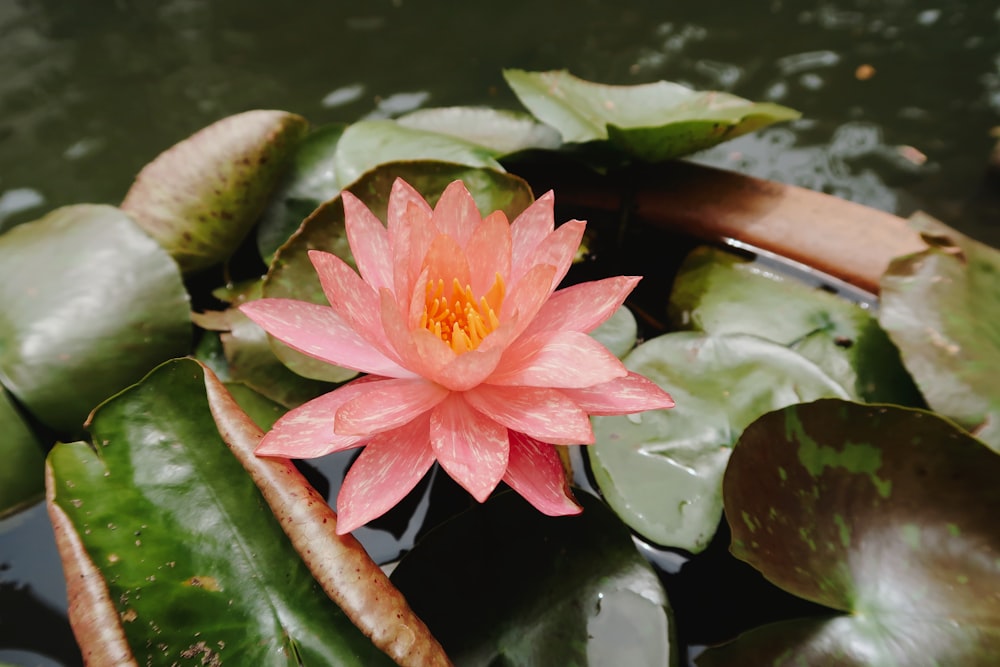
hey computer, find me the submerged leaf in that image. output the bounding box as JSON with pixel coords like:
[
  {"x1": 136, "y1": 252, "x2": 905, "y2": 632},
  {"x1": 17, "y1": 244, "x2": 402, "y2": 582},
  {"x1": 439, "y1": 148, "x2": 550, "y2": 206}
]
[
  {"x1": 121, "y1": 109, "x2": 309, "y2": 272},
  {"x1": 391, "y1": 490, "x2": 674, "y2": 666},
  {"x1": 504, "y1": 69, "x2": 799, "y2": 162},
  {"x1": 700, "y1": 399, "x2": 1000, "y2": 665},
  {"x1": 590, "y1": 332, "x2": 847, "y2": 553}
]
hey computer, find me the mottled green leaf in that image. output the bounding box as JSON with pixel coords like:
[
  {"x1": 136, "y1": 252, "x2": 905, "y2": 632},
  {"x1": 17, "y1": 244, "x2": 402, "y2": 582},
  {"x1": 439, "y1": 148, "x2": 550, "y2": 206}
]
[
  {"x1": 590, "y1": 333, "x2": 847, "y2": 553},
  {"x1": 504, "y1": 69, "x2": 800, "y2": 162},
  {"x1": 121, "y1": 110, "x2": 309, "y2": 272},
  {"x1": 333, "y1": 120, "x2": 504, "y2": 188},
  {"x1": 397, "y1": 107, "x2": 561, "y2": 155},
  {"x1": 880, "y1": 213, "x2": 1000, "y2": 450},
  {"x1": 0, "y1": 385, "x2": 45, "y2": 518},
  {"x1": 46, "y1": 359, "x2": 393, "y2": 666},
  {"x1": 263, "y1": 161, "x2": 534, "y2": 382},
  {"x1": 0, "y1": 205, "x2": 190, "y2": 433},
  {"x1": 699, "y1": 399, "x2": 1000, "y2": 666},
  {"x1": 391, "y1": 490, "x2": 674, "y2": 667},
  {"x1": 670, "y1": 246, "x2": 922, "y2": 404},
  {"x1": 257, "y1": 123, "x2": 347, "y2": 264}
]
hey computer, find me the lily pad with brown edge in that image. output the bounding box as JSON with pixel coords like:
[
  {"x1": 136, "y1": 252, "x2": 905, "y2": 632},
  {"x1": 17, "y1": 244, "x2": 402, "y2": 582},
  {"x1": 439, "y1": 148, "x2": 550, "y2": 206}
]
[
  {"x1": 697, "y1": 399, "x2": 1000, "y2": 666},
  {"x1": 503, "y1": 69, "x2": 800, "y2": 162},
  {"x1": 669, "y1": 246, "x2": 923, "y2": 405},
  {"x1": 121, "y1": 109, "x2": 309, "y2": 273},
  {"x1": 589, "y1": 332, "x2": 848, "y2": 554},
  {"x1": 0, "y1": 384, "x2": 45, "y2": 518},
  {"x1": 879, "y1": 213, "x2": 1000, "y2": 450},
  {"x1": 397, "y1": 107, "x2": 562, "y2": 156},
  {"x1": 256, "y1": 123, "x2": 348, "y2": 264},
  {"x1": 45, "y1": 358, "x2": 410, "y2": 667},
  {"x1": 390, "y1": 490, "x2": 675, "y2": 667},
  {"x1": 0, "y1": 204, "x2": 190, "y2": 434},
  {"x1": 332, "y1": 120, "x2": 505, "y2": 189},
  {"x1": 262, "y1": 161, "x2": 534, "y2": 382}
]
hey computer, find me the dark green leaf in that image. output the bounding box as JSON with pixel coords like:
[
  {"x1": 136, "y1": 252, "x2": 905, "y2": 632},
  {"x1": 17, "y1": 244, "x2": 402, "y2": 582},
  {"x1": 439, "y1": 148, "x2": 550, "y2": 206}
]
[
  {"x1": 0, "y1": 385, "x2": 45, "y2": 518},
  {"x1": 669, "y1": 246, "x2": 922, "y2": 404},
  {"x1": 590, "y1": 332, "x2": 847, "y2": 553},
  {"x1": 0, "y1": 205, "x2": 190, "y2": 433},
  {"x1": 699, "y1": 399, "x2": 1000, "y2": 666},
  {"x1": 391, "y1": 490, "x2": 674, "y2": 667},
  {"x1": 504, "y1": 69, "x2": 800, "y2": 162},
  {"x1": 879, "y1": 213, "x2": 1000, "y2": 450},
  {"x1": 257, "y1": 123, "x2": 347, "y2": 264},
  {"x1": 121, "y1": 110, "x2": 309, "y2": 272},
  {"x1": 46, "y1": 359, "x2": 393, "y2": 666},
  {"x1": 397, "y1": 107, "x2": 561, "y2": 155},
  {"x1": 263, "y1": 161, "x2": 534, "y2": 382}
]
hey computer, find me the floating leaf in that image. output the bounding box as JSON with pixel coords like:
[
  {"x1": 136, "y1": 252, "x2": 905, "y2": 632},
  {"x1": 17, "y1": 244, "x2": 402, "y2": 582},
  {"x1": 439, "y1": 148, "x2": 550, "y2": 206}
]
[
  {"x1": 333, "y1": 120, "x2": 504, "y2": 188},
  {"x1": 0, "y1": 385, "x2": 45, "y2": 518},
  {"x1": 257, "y1": 123, "x2": 347, "y2": 264},
  {"x1": 590, "y1": 332, "x2": 847, "y2": 553},
  {"x1": 0, "y1": 205, "x2": 190, "y2": 433},
  {"x1": 391, "y1": 490, "x2": 674, "y2": 666},
  {"x1": 590, "y1": 304, "x2": 638, "y2": 359},
  {"x1": 397, "y1": 107, "x2": 561, "y2": 155},
  {"x1": 264, "y1": 161, "x2": 533, "y2": 382},
  {"x1": 880, "y1": 213, "x2": 1000, "y2": 450},
  {"x1": 504, "y1": 69, "x2": 800, "y2": 162},
  {"x1": 121, "y1": 110, "x2": 309, "y2": 272},
  {"x1": 699, "y1": 399, "x2": 1000, "y2": 665},
  {"x1": 669, "y1": 246, "x2": 922, "y2": 404}
]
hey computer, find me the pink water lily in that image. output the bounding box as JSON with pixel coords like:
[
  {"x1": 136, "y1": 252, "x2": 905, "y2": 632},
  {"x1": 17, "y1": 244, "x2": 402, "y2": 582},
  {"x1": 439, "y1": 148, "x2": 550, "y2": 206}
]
[{"x1": 240, "y1": 179, "x2": 673, "y2": 534}]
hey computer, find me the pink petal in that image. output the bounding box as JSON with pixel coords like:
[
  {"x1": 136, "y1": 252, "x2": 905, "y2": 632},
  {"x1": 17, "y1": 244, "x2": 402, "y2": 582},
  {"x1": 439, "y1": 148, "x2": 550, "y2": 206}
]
[
  {"x1": 431, "y1": 344, "x2": 504, "y2": 391},
  {"x1": 429, "y1": 393, "x2": 509, "y2": 502},
  {"x1": 255, "y1": 377, "x2": 380, "y2": 458},
  {"x1": 392, "y1": 202, "x2": 437, "y2": 304},
  {"x1": 239, "y1": 298, "x2": 409, "y2": 378},
  {"x1": 431, "y1": 180, "x2": 480, "y2": 248},
  {"x1": 465, "y1": 210, "x2": 512, "y2": 296},
  {"x1": 502, "y1": 431, "x2": 581, "y2": 516},
  {"x1": 342, "y1": 192, "x2": 393, "y2": 292},
  {"x1": 465, "y1": 384, "x2": 594, "y2": 445},
  {"x1": 378, "y1": 287, "x2": 455, "y2": 379},
  {"x1": 509, "y1": 192, "x2": 555, "y2": 282},
  {"x1": 386, "y1": 178, "x2": 433, "y2": 248},
  {"x1": 561, "y1": 372, "x2": 675, "y2": 415},
  {"x1": 531, "y1": 276, "x2": 641, "y2": 334},
  {"x1": 335, "y1": 377, "x2": 449, "y2": 437},
  {"x1": 308, "y1": 250, "x2": 396, "y2": 360},
  {"x1": 422, "y1": 233, "x2": 471, "y2": 293},
  {"x1": 489, "y1": 330, "x2": 628, "y2": 388},
  {"x1": 334, "y1": 416, "x2": 435, "y2": 534},
  {"x1": 516, "y1": 219, "x2": 586, "y2": 291},
  {"x1": 501, "y1": 263, "x2": 558, "y2": 342}
]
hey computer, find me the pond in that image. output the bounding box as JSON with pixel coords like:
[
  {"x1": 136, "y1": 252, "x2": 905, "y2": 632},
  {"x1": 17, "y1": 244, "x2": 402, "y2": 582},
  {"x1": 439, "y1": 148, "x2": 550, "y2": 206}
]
[{"x1": 1, "y1": 1, "x2": 999, "y2": 666}]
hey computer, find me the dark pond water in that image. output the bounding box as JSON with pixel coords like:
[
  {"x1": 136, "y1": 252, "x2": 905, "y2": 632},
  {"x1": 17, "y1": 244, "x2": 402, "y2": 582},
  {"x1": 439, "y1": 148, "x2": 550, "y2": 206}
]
[{"x1": 1, "y1": 1, "x2": 999, "y2": 665}]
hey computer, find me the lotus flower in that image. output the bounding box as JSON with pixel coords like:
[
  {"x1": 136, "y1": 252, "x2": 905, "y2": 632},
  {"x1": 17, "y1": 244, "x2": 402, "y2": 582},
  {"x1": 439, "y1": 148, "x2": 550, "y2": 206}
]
[{"x1": 240, "y1": 179, "x2": 674, "y2": 533}]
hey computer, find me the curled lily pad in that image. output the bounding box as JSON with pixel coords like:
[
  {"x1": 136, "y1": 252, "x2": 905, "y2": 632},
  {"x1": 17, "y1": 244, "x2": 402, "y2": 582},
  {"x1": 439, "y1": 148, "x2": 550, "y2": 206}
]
[
  {"x1": 0, "y1": 385, "x2": 45, "y2": 518},
  {"x1": 590, "y1": 332, "x2": 847, "y2": 553},
  {"x1": 0, "y1": 204, "x2": 190, "y2": 433},
  {"x1": 121, "y1": 110, "x2": 309, "y2": 272},
  {"x1": 879, "y1": 213, "x2": 1000, "y2": 450},
  {"x1": 698, "y1": 399, "x2": 1000, "y2": 666},
  {"x1": 503, "y1": 69, "x2": 800, "y2": 162},
  {"x1": 391, "y1": 490, "x2": 674, "y2": 666},
  {"x1": 669, "y1": 246, "x2": 922, "y2": 404},
  {"x1": 397, "y1": 107, "x2": 562, "y2": 155},
  {"x1": 263, "y1": 161, "x2": 534, "y2": 382}
]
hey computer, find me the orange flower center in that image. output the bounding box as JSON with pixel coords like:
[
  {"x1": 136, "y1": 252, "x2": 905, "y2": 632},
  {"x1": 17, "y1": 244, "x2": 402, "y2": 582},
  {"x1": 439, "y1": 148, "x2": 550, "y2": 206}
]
[{"x1": 420, "y1": 273, "x2": 505, "y2": 353}]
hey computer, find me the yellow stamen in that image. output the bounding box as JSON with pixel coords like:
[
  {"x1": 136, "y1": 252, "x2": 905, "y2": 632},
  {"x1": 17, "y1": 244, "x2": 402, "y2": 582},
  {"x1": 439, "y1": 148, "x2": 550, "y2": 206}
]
[{"x1": 420, "y1": 272, "x2": 505, "y2": 353}]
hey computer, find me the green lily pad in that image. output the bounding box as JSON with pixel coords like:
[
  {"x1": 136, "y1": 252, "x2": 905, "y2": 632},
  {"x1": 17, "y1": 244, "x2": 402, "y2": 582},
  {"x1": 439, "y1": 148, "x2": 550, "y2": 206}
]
[
  {"x1": 397, "y1": 107, "x2": 562, "y2": 155},
  {"x1": 333, "y1": 120, "x2": 505, "y2": 188},
  {"x1": 590, "y1": 304, "x2": 638, "y2": 359},
  {"x1": 121, "y1": 109, "x2": 309, "y2": 273},
  {"x1": 391, "y1": 490, "x2": 674, "y2": 666},
  {"x1": 669, "y1": 246, "x2": 923, "y2": 404},
  {"x1": 590, "y1": 332, "x2": 848, "y2": 553},
  {"x1": 0, "y1": 385, "x2": 45, "y2": 518},
  {"x1": 46, "y1": 359, "x2": 394, "y2": 666},
  {"x1": 0, "y1": 205, "x2": 190, "y2": 433},
  {"x1": 263, "y1": 161, "x2": 534, "y2": 382},
  {"x1": 503, "y1": 69, "x2": 800, "y2": 162},
  {"x1": 257, "y1": 123, "x2": 347, "y2": 264},
  {"x1": 698, "y1": 399, "x2": 1000, "y2": 665},
  {"x1": 879, "y1": 213, "x2": 1000, "y2": 450}
]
